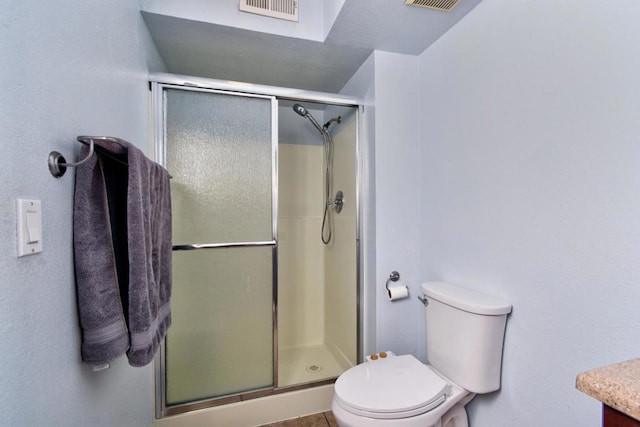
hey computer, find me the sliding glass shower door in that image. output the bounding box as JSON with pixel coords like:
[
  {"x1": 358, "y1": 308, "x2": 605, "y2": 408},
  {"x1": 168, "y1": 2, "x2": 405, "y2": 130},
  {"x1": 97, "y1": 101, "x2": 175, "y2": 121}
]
[{"x1": 160, "y1": 87, "x2": 277, "y2": 406}]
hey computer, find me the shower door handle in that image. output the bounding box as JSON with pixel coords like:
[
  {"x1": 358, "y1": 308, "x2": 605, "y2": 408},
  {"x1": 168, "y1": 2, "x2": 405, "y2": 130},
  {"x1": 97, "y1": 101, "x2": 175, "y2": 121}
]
[{"x1": 172, "y1": 240, "x2": 277, "y2": 251}]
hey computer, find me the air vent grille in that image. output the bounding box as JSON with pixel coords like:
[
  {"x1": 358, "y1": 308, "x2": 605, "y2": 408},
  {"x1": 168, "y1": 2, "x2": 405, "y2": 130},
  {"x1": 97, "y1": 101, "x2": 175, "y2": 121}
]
[
  {"x1": 240, "y1": 0, "x2": 298, "y2": 22},
  {"x1": 405, "y1": 0, "x2": 460, "y2": 12}
]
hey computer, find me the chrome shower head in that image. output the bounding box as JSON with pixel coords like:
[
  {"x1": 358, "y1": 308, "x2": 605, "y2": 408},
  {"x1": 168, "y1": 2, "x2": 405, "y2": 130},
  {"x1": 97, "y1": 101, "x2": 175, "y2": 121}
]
[
  {"x1": 293, "y1": 103, "x2": 308, "y2": 117},
  {"x1": 293, "y1": 103, "x2": 324, "y2": 135}
]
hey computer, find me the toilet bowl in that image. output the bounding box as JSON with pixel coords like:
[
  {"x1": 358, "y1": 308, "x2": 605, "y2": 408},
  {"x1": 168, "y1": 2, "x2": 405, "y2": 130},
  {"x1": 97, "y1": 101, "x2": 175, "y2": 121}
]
[
  {"x1": 332, "y1": 355, "x2": 470, "y2": 427},
  {"x1": 331, "y1": 281, "x2": 512, "y2": 427},
  {"x1": 441, "y1": 404, "x2": 469, "y2": 427}
]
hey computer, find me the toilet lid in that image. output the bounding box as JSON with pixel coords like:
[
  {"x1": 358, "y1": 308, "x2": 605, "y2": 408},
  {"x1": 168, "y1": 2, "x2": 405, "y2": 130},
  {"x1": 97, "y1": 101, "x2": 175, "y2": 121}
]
[{"x1": 334, "y1": 355, "x2": 450, "y2": 418}]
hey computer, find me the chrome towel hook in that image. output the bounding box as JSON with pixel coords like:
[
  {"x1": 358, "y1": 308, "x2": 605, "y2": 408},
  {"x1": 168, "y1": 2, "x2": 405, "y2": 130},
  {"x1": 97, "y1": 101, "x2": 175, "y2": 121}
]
[{"x1": 48, "y1": 138, "x2": 95, "y2": 178}]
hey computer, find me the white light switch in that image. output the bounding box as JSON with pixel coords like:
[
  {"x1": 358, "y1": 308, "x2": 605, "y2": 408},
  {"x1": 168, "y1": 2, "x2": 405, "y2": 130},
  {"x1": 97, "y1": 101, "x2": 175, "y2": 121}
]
[
  {"x1": 26, "y1": 211, "x2": 41, "y2": 243},
  {"x1": 17, "y1": 199, "x2": 42, "y2": 257}
]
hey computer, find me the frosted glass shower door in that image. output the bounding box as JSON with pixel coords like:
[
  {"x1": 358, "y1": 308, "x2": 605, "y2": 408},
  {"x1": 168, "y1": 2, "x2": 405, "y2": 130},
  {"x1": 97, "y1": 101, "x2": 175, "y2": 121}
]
[{"x1": 161, "y1": 87, "x2": 276, "y2": 406}]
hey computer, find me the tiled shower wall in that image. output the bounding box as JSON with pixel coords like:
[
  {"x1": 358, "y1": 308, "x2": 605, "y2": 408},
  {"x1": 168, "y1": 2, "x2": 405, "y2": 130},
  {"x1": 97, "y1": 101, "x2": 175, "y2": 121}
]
[
  {"x1": 278, "y1": 143, "x2": 325, "y2": 348},
  {"x1": 278, "y1": 115, "x2": 357, "y2": 368}
]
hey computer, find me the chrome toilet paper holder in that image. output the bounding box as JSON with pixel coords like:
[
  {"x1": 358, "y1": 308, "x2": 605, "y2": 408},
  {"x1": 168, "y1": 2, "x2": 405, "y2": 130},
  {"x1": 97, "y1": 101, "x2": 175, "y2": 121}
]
[
  {"x1": 385, "y1": 271, "x2": 420, "y2": 303},
  {"x1": 385, "y1": 270, "x2": 410, "y2": 301},
  {"x1": 385, "y1": 271, "x2": 400, "y2": 292}
]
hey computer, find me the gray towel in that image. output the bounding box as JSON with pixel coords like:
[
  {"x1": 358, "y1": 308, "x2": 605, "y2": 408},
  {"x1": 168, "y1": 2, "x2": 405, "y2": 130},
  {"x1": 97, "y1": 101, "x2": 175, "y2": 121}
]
[
  {"x1": 74, "y1": 139, "x2": 172, "y2": 367},
  {"x1": 74, "y1": 146, "x2": 129, "y2": 364}
]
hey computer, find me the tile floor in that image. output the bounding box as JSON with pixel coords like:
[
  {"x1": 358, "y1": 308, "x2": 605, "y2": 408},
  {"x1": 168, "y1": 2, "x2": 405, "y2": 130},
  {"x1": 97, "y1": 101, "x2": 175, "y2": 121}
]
[{"x1": 259, "y1": 411, "x2": 338, "y2": 427}]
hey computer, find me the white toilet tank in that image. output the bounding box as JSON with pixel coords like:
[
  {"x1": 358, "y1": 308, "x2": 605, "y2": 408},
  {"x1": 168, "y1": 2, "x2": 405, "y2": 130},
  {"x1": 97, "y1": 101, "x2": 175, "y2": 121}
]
[{"x1": 422, "y1": 282, "x2": 512, "y2": 394}]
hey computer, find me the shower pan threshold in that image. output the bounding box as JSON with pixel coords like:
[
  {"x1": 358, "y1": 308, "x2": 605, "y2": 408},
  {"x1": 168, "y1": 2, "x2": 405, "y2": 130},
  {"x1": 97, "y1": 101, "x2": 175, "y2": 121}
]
[{"x1": 278, "y1": 344, "x2": 346, "y2": 388}]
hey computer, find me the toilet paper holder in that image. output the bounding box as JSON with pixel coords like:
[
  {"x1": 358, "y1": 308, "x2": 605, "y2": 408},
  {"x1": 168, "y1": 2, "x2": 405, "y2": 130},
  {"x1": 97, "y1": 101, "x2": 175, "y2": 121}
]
[
  {"x1": 385, "y1": 270, "x2": 410, "y2": 301},
  {"x1": 385, "y1": 271, "x2": 400, "y2": 292}
]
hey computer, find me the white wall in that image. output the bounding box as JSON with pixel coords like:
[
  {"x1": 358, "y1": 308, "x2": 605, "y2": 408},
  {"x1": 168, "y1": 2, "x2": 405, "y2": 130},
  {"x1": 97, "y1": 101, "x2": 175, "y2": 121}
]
[
  {"x1": 339, "y1": 52, "x2": 377, "y2": 356},
  {"x1": 417, "y1": 1, "x2": 640, "y2": 425},
  {"x1": 371, "y1": 52, "x2": 424, "y2": 359},
  {"x1": 0, "y1": 1, "x2": 164, "y2": 425},
  {"x1": 340, "y1": 51, "x2": 424, "y2": 359}
]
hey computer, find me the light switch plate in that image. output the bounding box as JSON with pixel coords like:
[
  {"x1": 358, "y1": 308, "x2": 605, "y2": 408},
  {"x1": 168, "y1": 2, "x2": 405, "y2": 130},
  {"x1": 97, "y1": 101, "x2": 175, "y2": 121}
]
[{"x1": 17, "y1": 198, "x2": 42, "y2": 257}]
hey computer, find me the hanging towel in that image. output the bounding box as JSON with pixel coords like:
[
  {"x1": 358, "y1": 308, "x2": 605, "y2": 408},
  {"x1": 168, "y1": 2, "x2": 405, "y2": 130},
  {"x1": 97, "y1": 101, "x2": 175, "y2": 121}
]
[
  {"x1": 124, "y1": 142, "x2": 172, "y2": 366},
  {"x1": 74, "y1": 146, "x2": 129, "y2": 365},
  {"x1": 74, "y1": 138, "x2": 172, "y2": 367}
]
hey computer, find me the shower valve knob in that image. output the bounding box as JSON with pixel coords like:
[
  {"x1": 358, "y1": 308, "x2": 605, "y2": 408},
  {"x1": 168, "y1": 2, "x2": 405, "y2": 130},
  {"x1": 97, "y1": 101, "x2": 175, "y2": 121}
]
[{"x1": 332, "y1": 190, "x2": 344, "y2": 214}]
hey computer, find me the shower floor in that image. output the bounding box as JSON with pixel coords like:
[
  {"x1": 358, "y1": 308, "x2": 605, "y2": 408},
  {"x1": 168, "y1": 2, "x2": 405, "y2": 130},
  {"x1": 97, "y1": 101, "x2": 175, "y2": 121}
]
[{"x1": 278, "y1": 344, "x2": 345, "y2": 387}]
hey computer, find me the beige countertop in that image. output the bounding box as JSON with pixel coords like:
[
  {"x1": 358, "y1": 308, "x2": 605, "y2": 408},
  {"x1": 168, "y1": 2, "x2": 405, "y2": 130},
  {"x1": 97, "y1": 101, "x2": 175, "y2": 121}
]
[{"x1": 576, "y1": 358, "x2": 640, "y2": 421}]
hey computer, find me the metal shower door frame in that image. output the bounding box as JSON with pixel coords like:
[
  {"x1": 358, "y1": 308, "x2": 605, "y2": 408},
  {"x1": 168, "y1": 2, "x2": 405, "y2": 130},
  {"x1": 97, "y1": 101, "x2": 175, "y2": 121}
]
[
  {"x1": 152, "y1": 82, "x2": 278, "y2": 417},
  {"x1": 150, "y1": 76, "x2": 364, "y2": 418}
]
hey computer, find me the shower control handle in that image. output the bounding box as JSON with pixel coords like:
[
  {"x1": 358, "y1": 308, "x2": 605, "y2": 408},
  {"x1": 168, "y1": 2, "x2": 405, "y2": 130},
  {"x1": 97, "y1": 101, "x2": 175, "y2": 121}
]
[{"x1": 332, "y1": 190, "x2": 344, "y2": 214}]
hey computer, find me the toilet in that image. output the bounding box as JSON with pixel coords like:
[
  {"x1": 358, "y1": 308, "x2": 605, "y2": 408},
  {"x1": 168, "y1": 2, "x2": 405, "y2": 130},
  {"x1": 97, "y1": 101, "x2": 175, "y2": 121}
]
[{"x1": 332, "y1": 281, "x2": 512, "y2": 427}]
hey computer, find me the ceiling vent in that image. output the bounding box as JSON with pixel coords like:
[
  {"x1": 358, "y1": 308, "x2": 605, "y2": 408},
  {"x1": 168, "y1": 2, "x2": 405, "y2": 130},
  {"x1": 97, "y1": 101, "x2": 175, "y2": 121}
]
[
  {"x1": 239, "y1": 0, "x2": 299, "y2": 22},
  {"x1": 405, "y1": 0, "x2": 460, "y2": 12}
]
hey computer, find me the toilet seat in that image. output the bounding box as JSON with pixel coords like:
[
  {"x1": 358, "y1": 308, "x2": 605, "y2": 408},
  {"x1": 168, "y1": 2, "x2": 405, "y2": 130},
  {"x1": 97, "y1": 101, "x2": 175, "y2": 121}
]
[{"x1": 334, "y1": 355, "x2": 451, "y2": 420}]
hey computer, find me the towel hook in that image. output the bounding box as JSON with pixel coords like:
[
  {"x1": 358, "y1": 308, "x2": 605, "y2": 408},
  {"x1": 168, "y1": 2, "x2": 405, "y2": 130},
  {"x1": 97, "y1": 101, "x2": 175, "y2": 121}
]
[
  {"x1": 48, "y1": 138, "x2": 95, "y2": 178},
  {"x1": 385, "y1": 271, "x2": 400, "y2": 292}
]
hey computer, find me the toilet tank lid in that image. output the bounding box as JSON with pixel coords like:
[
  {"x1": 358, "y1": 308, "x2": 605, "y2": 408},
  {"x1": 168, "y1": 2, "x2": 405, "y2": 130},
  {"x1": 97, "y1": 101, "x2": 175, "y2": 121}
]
[{"x1": 421, "y1": 282, "x2": 512, "y2": 315}]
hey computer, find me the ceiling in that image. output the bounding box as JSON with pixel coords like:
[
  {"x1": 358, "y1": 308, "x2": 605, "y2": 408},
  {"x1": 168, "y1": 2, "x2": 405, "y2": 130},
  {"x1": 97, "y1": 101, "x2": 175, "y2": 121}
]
[{"x1": 142, "y1": 0, "x2": 483, "y2": 94}]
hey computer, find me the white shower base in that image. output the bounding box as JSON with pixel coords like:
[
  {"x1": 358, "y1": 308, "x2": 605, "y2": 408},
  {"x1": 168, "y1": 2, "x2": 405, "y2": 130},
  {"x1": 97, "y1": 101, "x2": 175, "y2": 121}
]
[
  {"x1": 154, "y1": 384, "x2": 334, "y2": 427},
  {"x1": 278, "y1": 344, "x2": 345, "y2": 387}
]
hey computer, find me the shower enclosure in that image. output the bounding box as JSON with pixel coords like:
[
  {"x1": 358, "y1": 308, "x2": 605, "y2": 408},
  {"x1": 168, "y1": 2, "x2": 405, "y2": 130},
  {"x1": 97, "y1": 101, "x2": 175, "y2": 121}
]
[{"x1": 151, "y1": 77, "x2": 361, "y2": 417}]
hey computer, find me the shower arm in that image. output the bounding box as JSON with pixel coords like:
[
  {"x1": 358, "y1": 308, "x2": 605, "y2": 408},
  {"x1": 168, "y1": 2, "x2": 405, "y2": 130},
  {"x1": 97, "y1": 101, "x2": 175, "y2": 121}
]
[{"x1": 323, "y1": 116, "x2": 341, "y2": 131}]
